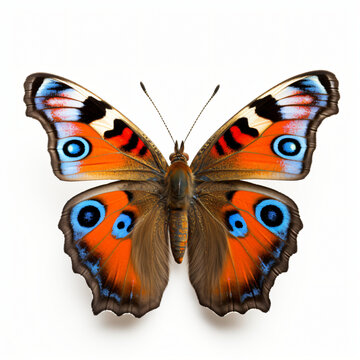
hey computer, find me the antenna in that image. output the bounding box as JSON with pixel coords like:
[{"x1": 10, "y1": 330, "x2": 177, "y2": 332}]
[
  {"x1": 140, "y1": 82, "x2": 175, "y2": 144},
  {"x1": 184, "y1": 84, "x2": 220, "y2": 143}
]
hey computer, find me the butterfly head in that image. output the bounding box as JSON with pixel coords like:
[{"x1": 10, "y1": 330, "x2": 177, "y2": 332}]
[{"x1": 169, "y1": 140, "x2": 189, "y2": 163}]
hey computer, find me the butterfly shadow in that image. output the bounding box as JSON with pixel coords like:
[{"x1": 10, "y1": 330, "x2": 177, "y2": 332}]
[
  {"x1": 98, "y1": 311, "x2": 141, "y2": 329},
  {"x1": 199, "y1": 307, "x2": 247, "y2": 328}
]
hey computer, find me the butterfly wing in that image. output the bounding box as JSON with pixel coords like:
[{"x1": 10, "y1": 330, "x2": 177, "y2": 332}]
[
  {"x1": 191, "y1": 71, "x2": 339, "y2": 180},
  {"x1": 188, "y1": 181, "x2": 302, "y2": 316},
  {"x1": 59, "y1": 181, "x2": 169, "y2": 317},
  {"x1": 24, "y1": 73, "x2": 168, "y2": 181}
]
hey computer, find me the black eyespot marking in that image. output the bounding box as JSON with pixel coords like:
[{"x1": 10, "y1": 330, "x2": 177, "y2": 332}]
[
  {"x1": 78, "y1": 205, "x2": 101, "y2": 228},
  {"x1": 260, "y1": 205, "x2": 284, "y2": 227},
  {"x1": 80, "y1": 96, "x2": 111, "y2": 124},
  {"x1": 112, "y1": 210, "x2": 136, "y2": 239},
  {"x1": 70, "y1": 200, "x2": 106, "y2": 241},
  {"x1": 63, "y1": 139, "x2": 86, "y2": 158},
  {"x1": 277, "y1": 138, "x2": 301, "y2": 156},
  {"x1": 58, "y1": 137, "x2": 91, "y2": 162},
  {"x1": 225, "y1": 210, "x2": 248, "y2": 237},
  {"x1": 117, "y1": 221, "x2": 125, "y2": 229},
  {"x1": 235, "y1": 220, "x2": 243, "y2": 228},
  {"x1": 272, "y1": 135, "x2": 306, "y2": 161},
  {"x1": 249, "y1": 95, "x2": 282, "y2": 122},
  {"x1": 255, "y1": 199, "x2": 290, "y2": 239}
]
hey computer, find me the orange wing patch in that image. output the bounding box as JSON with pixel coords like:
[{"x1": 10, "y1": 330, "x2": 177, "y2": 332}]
[
  {"x1": 191, "y1": 71, "x2": 339, "y2": 181},
  {"x1": 24, "y1": 73, "x2": 168, "y2": 181},
  {"x1": 189, "y1": 182, "x2": 302, "y2": 316},
  {"x1": 60, "y1": 184, "x2": 168, "y2": 317},
  {"x1": 214, "y1": 190, "x2": 293, "y2": 311},
  {"x1": 53, "y1": 122, "x2": 155, "y2": 180}
]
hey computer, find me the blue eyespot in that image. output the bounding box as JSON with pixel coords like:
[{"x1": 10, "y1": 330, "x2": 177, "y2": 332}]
[
  {"x1": 226, "y1": 211, "x2": 248, "y2": 237},
  {"x1": 57, "y1": 137, "x2": 91, "y2": 161},
  {"x1": 70, "y1": 200, "x2": 106, "y2": 240},
  {"x1": 112, "y1": 211, "x2": 135, "y2": 239},
  {"x1": 272, "y1": 135, "x2": 306, "y2": 160},
  {"x1": 255, "y1": 199, "x2": 290, "y2": 240}
]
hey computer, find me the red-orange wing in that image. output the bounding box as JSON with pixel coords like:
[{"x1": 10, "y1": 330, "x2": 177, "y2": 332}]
[
  {"x1": 188, "y1": 181, "x2": 302, "y2": 316},
  {"x1": 24, "y1": 73, "x2": 168, "y2": 181},
  {"x1": 59, "y1": 181, "x2": 169, "y2": 317},
  {"x1": 191, "y1": 71, "x2": 339, "y2": 181}
]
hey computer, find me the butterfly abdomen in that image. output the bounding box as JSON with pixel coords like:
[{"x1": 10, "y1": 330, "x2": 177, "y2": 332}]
[
  {"x1": 165, "y1": 160, "x2": 194, "y2": 264},
  {"x1": 169, "y1": 210, "x2": 188, "y2": 264}
]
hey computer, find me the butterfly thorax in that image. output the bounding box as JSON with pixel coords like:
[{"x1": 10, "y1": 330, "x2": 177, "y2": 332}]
[{"x1": 165, "y1": 141, "x2": 193, "y2": 264}]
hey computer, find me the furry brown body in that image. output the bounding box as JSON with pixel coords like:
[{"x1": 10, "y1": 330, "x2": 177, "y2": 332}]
[{"x1": 165, "y1": 142, "x2": 193, "y2": 263}]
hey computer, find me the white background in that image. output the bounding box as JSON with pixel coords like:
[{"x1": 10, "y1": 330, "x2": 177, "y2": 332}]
[{"x1": 2, "y1": 1, "x2": 359, "y2": 359}]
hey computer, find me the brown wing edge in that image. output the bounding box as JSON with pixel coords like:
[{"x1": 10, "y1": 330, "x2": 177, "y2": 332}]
[
  {"x1": 58, "y1": 181, "x2": 169, "y2": 318},
  {"x1": 24, "y1": 73, "x2": 168, "y2": 181},
  {"x1": 191, "y1": 70, "x2": 340, "y2": 181},
  {"x1": 294, "y1": 71, "x2": 339, "y2": 180},
  {"x1": 24, "y1": 74, "x2": 64, "y2": 180},
  {"x1": 188, "y1": 181, "x2": 303, "y2": 316}
]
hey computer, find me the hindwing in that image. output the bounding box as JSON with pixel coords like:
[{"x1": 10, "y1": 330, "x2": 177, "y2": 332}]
[
  {"x1": 60, "y1": 181, "x2": 169, "y2": 317},
  {"x1": 188, "y1": 181, "x2": 302, "y2": 315}
]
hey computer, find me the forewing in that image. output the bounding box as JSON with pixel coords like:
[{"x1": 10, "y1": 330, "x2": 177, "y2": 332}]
[
  {"x1": 191, "y1": 71, "x2": 339, "y2": 180},
  {"x1": 188, "y1": 181, "x2": 302, "y2": 316},
  {"x1": 24, "y1": 73, "x2": 168, "y2": 181},
  {"x1": 59, "y1": 181, "x2": 169, "y2": 317}
]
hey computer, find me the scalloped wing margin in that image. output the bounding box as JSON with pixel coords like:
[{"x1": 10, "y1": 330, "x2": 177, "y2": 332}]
[
  {"x1": 191, "y1": 71, "x2": 339, "y2": 181},
  {"x1": 59, "y1": 181, "x2": 169, "y2": 317},
  {"x1": 24, "y1": 73, "x2": 168, "y2": 181},
  {"x1": 188, "y1": 181, "x2": 302, "y2": 316}
]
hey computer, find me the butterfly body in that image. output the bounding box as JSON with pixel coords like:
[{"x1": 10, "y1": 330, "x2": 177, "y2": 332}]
[
  {"x1": 166, "y1": 141, "x2": 193, "y2": 263},
  {"x1": 25, "y1": 71, "x2": 339, "y2": 317}
]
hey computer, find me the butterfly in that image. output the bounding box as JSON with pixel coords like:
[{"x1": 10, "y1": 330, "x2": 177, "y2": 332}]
[{"x1": 24, "y1": 71, "x2": 339, "y2": 317}]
